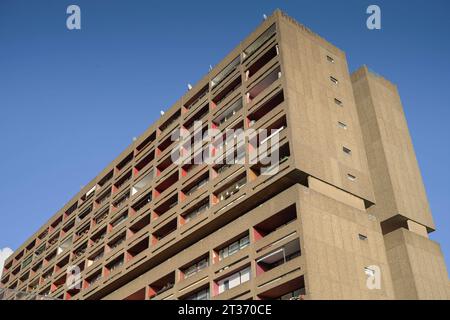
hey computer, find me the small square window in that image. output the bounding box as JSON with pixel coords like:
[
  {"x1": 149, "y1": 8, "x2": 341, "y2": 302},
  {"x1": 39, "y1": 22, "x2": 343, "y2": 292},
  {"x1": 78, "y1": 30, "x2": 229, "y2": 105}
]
[
  {"x1": 327, "y1": 55, "x2": 335, "y2": 63},
  {"x1": 334, "y1": 98, "x2": 343, "y2": 107},
  {"x1": 343, "y1": 147, "x2": 352, "y2": 155},
  {"x1": 338, "y1": 121, "x2": 347, "y2": 129},
  {"x1": 330, "y1": 76, "x2": 338, "y2": 84},
  {"x1": 358, "y1": 234, "x2": 368, "y2": 241},
  {"x1": 347, "y1": 174, "x2": 357, "y2": 181}
]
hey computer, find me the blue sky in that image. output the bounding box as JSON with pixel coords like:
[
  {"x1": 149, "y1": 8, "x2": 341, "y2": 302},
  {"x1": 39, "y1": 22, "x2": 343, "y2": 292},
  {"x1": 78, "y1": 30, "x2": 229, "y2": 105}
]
[{"x1": 0, "y1": 0, "x2": 449, "y2": 270}]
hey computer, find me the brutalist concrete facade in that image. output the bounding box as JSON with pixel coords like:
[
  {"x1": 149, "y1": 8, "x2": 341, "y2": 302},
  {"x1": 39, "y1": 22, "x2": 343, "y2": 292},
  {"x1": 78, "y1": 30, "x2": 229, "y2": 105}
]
[{"x1": 1, "y1": 10, "x2": 448, "y2": 300}]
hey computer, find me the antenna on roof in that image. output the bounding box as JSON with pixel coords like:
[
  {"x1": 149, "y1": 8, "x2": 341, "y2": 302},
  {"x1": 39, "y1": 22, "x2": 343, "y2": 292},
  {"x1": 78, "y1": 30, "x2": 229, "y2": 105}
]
[
  {"x1": 263, "y1": 14, "x2": 267, "y2": 20},
  {"x1": 160, "y1": 110, "x2": 165, "y2": 116},
  {"x1": 187, "y1": 83, "x2": 193, "y2": 90}
]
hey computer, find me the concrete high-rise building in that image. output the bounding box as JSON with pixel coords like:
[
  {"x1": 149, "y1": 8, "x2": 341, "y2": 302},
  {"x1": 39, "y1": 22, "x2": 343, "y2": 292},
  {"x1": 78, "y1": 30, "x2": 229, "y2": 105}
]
[{"x1": 1, "y1": 10, "x2": 448, "y2": 300}]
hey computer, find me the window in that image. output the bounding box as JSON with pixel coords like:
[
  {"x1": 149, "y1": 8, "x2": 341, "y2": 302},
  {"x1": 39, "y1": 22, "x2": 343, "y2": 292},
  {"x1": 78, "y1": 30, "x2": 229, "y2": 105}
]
[
  {"x1": 98, "y1": 171, "x2": 113, "y2": 188},
  {"x1": 278, "y1": 288, "x2": 305, "y2": 300},
  {"x1": 347, "y1": 174, "x2": 357, "y2": 181},
  {"x1": 35, "y1": 244, "x2": 46, "y2": 257},
  {"x1": 131, "y1": 172, "x2": 153, "y2": 195},
  {"x1": 211, "y1": 56, "x2": 240, "y2": 89},
  {"x1": 117, "y1": 153, "x2": 133, "y2": 172},
  {"x1": 183, "y1": 174, "x2": 208, "y2": 197},
  {"x1": 217, "y1": 266, "x2": 251, "y2": 294},
  {"x1": 132, "y1": 192, "x2": 152, "y2": 213},
  {"x1": 113, "y1": 190, "x2": 130, "y2": 209},
  {"x1": 243, "y1": 24, "x2": 276, "y2": 60},
  {"x1": 218, "y1": 235, "x2": 250, "y2": 261},
  {"x1": 246, "y1": 66, "x2": 281, "y2": 103},
  {"x1": 136, "y1": 132, "x2": 156, "y2": 153},
  {"x1": 185, "y1": 288, "x2": 210, "y2": 300},
  {"x1": 182, "y1": 199, "x2": 209, "y2": 224},
  {"x1": 334, "y1": 98, "x2": 343, "y2": 107},
  {"x1": 326, "y1": 55, "x2": 335, "y2": 63},
  {"x1": 213, "y1": 98, "x2": 243, "y2": 126},
  {"x1": 182, "y1": 256, "x2": 209, "y2": 279},
  {"x1": 94, "y1": 209, "x2": 108, "y2": 226},
  {"x1": 330, "y1": 76, "x2": 338, "y2": 84},
  {"x1": 338, "y1": 121, "x2": 347, "y2": 129},
  {"x1": 111, "y1": 212, "x2": 128, "y2": 228},
  {"x1": 343, "y1": 146, "x2": 352, "y2": 155},
  {"x1": 216, "y1": 176, "x2": 246, "y2": 202},
  {"x1": 109, "y1": 233, "x2": 126, "y2": 250},
  {"x1": 256, "y1": 239, "x2": 301, "y2": 274},
  {"x1": 358, "y1": 234, "x2": 368, "y2": 241}
]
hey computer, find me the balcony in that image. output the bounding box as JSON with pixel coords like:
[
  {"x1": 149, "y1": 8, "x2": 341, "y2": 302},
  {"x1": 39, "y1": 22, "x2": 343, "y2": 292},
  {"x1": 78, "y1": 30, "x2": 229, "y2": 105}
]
[
  {"x1": 135, "y1": 131, "x2": 156, "y2": 156},
  {"x1": 112, "y1": 190, "x2": 130, "y2": 210},
  {"x1": 181, "y1": 256, "x2": 209, "y2": 280},
  {"x1": 113, "y1": 170, "x2": 132, "y2": 193},
  {"x1": 154, "y1": 193, "x2": 178, "y2": 221},
  {"x1": 109, "y1": 211, "x2": 128, "y2": 233},
  {"x1": 214, "y1": 266, "x2": 251, "y2": 297},
  {"x1": 72, "y1": 242, "x2": 88, "y2": 261},
  {"x1": 131, "y1": 172, "x2": 153, "y2": 197},
  {"x1": 148, "y1": 272, "x2": 175, "y2": 300},
  {"x1": 74, "y1": 223, "x2": 90, "y2": 242},
  {"x1": 107, "y1": 232, "x2": 126, "y2": 254},
  {"x1": 128, "y1": 214, "x2": 150, "y2": 239},
  {"x1": 134, "y1": 152, "x2": 154, "y2": 179},
  {"x1": 93, "y1": 209, "x2": 109, "y2": 228},
  {"x1": 211, "y1": 56, "x2": 240, "y2": 90},
  {"x1": 152, "y1": 218, "x2": 177, "y2": 246},
  {"x1": 159, "y1": 110, "x2": 181, "y2": 135},
  {"x1": 183, "y1": 85, "x2": 209, "y2": 112},
  {"x1": 246, "y1": 66, "x2": 281, "y2": 104},
  {"x1": 212, "y1": 76, "x2": 241, "y2": 108},
  {"x1": 245, "y1": 45, "x2": 278, "y2": 80},
  {"x1": 181, "y1": 173, "x2": 209, "y2": 200},
  {"x1": 76, "y1": 204, "x2": 93, "y2": 224},
  {"x1": 87, "y1": 248, "x2": 104, "y2": 268},
  {"x1": 212, "y1": 97, "x2": 243, "y2": 128},
  {"x1": 154, "y1": 171, "x2": 178, "y2": 198},
  {"x1": 257, "y1": 275, "x2": 305, "y2": 300},
  {"x1": 248, "y1": 90, "x2": 284, "y2": 127},
  {"x1": 215, "y1": 234, "x2": 250, "y2": 263},
  {"x1": 116, "y1": 152, "x2": 133, "y2": 175},
  {"x1": 256, "y1": 239, "x2": 301, "y2": 275},
  {"x1": 253, "y1": 204, "x2": 297, "y2": 241},
  {"x1": 183, "y1": 287, "x2": 210, "y2": 300},
  {"x1": 131, "y1": 192, "x2": 152, "y2": 215},
  {"x1": 183, "y1": 104, "x2": 209, "y2": 130},
  {"x1": 242, "y1": 24, "x2": 276, "y2": 61},
  {"x1": 126, "y1": 237, "x2": 149, "y2": 265},
  {"x1": 90, "y1": 227, "x2": 107, "y2": 248},
  {"x1": 105, "y1": 254, "x2": 124, "y2": 277},
  {"x1": 180, "y1": 198, "x2": 209, "y2": 225},
  {"x1": 84, "y1": 270, "x2": 102, "y2": 290},
  {"x1": 97, "y1": 170, "x2": 113, "y2": 190},
  {"x1": 213, "y1": 174, "x2": 246, "y2": 204}
]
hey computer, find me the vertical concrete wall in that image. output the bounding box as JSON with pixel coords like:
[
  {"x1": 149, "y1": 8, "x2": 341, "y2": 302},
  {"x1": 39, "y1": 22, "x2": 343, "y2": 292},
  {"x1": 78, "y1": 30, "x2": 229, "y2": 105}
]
[
  {"x1": 352, "y1": 66, "x2": 449, "y2": 299},
  {"x1": 297, "y1": 184, "x2": 395, "y2": 299},
  {"x1": 384, "y1": 228, "x2": 450, "y2": 299},
  {"x1": 351, "y1": 66, "x2": 434, "y2": 229},
  {"x1": 276, "y1": 12, "x2": 375, "y2": 204}
]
